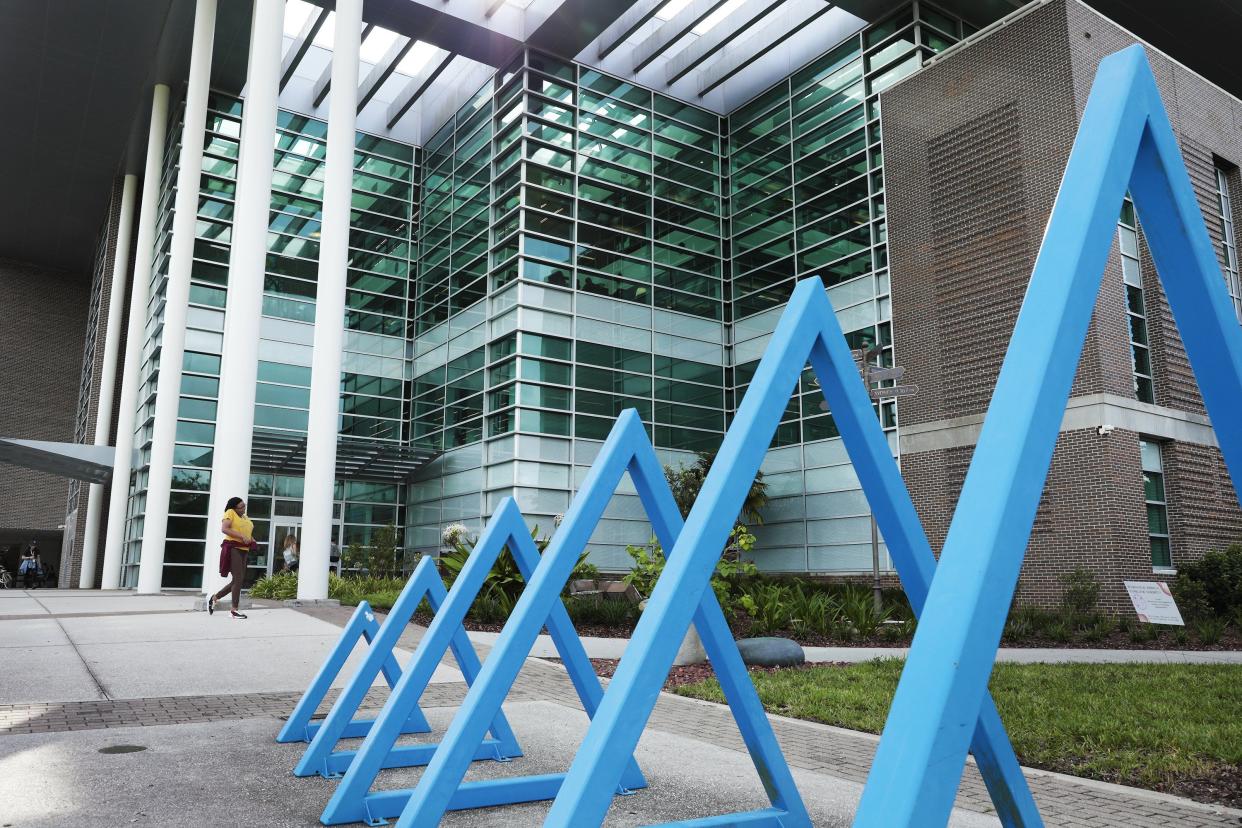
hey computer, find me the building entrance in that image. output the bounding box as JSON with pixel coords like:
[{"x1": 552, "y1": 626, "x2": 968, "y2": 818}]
[{"x1": 268, "y1": 516, "x2": 342, "y2": 577}]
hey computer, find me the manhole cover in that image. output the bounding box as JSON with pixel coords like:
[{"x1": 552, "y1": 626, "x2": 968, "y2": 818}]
[{"x1": 98, "y1": 745, "x2": 147, "y2": 754}]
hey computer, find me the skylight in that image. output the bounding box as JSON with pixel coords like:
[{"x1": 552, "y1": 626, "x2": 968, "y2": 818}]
[
  {"x1": 397, "y1": 41, "x2": 440, "y2": 77},
  {"x1": 694, "y1": 0, "x2": 748, "y2": 35},
  {"x1": 359, "y1": 27, "x2": 401, "y2": 64},
  {"x1": 654, "y1": 0, "x2": 694, "y2": 22},
  {"x1": 311, "y1": 11, "x2": 336, "y2": 49},
  {"x1": 282, "y1": 0, "x2": 316, "y2": 37}
]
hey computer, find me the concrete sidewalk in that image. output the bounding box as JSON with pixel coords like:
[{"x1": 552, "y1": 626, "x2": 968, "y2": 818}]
[
  {"x1": 0, "y1": 589, "x2": 460, "y2": 704},
  {"x1": 2, "y1": 591, "x2": 1238, "y2": 827},
  {"x1": 464, "y1": 628, "x2": 1242, "y2": 664}
]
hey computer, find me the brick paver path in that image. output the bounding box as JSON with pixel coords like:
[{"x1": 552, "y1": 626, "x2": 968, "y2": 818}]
[{"x1": 3, "y1": 604, "x2": 1237, "y2": 828}]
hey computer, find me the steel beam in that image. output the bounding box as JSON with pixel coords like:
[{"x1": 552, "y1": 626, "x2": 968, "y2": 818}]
[
  {"x1": 592, "y1": 0, "x2": 664, "y2": 60},
  {"x1": 632, "y1": 0, "x2": 733, "y2": 73},
  {"x1": 314, "y1": 22, "x2": 373, "y2": 107},
  {"x1": 665, "y1": 0, "x2": 785, "y2": 84},
  {"x1": 358, "y1": 35, "x2": 416, "y2": 111},
  {"x1": 280, "y1": 4, "x2": 328, "y2": 90},
  {"x1": 387, "y1": 51, "x2": 457, "y2": 129},
  {"x1": 697, "y1": 1, "x2": 832, "y2": 95}
]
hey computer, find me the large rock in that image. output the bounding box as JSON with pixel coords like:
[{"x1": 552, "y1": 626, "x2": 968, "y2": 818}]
[{"x1": 736, "y1": 637, "x2": 805, "y2": 668}]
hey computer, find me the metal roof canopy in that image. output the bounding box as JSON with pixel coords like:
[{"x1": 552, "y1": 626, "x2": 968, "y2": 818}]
[
  {"x1": 249, "y1": 431, "x2": 439, "y2": 483},
  {"x1": 0, "y1": 438, "x2": 119, "y2": 484}
]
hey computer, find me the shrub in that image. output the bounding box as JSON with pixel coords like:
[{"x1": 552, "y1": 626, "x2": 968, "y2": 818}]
[
  {"x1": 1059, "y1": 566, "x2": 1100, "y2": 621},
  {"x1": 786, "y1": 582, "x2": 841, "y2": 637},
  {"x1": 840, "y1": 583, "x2": 891, "y2": 638},
  {"x1": 1129, "y1": 623, "x2": 1158, "y2": 643},
  {"x1": 563, "y1": 596, "x2": 636, "y2": 627},
  {"x1": 879, "y1": 624, "x2": 906, "y2": 643},
  {"x1": 739, "y1": 583, "x2": 793, "y2": 636},
  {"x1": 340, "y1": 523, "x2": 402, "y2": 580},
  {"x1": 1193, "y1": 617, "x2": 1226, "y2": 645},
  {"x1": 250, "y1": 571, "x2": 298, "y2": 600},
  {"x1": 439, "y1": 523, "x2": 595, "y2": 603},
  {"x1": 470, "y1": 591, "x2": 515, "y2": 624},
  {"x1": 1172, "y1": 543, "x2": 1242, "y2": 620},
  {"x1": 1081, "y1": 616, "x2": 1115, "y2": 643},
  {"x1": 1044, "y1": 618, "x2": 1072, "y2": 644},
  {"x1": 1005, "y1": 605, "x2": 1054, "y2": 641},
  {"x1": 1172, "y1": 627, "x2": 1189, "y2": 646},
  {"x1": 624, "y1": 525, "x2": 760, "y2": 620}
]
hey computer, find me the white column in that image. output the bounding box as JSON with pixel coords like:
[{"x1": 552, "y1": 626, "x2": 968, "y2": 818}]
[
  {"x1": 102, "y1": 85, "x2": 169, "y2": 591},
  {"x1": 299, "y1": 0, "x2": 363, "y2": 601},
  {"x1": 79, "y1": 173, "x2": 139, "y2": 589},
  {"x1": 202, "y1": 0, "x2": 288, "y2": 595},
  {"x1": 136, "y1": 0, "x2": 217, "y2": 594}
]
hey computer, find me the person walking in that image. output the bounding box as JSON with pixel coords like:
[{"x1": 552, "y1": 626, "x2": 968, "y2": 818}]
[
  {"x1": 209, "y1": 497, "x2": 256, "y2": 619},
  {"x1": 281, "y1": 533, "x2": 299, "y2": 573},
  {"x1": 19, "y1": 541, "x2": 39, "y2": 589}
]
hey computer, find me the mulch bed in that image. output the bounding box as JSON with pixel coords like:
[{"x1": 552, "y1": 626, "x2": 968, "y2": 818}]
[{"x1": 1161, "y1": 765, "x2": 1242, "y2": 810}]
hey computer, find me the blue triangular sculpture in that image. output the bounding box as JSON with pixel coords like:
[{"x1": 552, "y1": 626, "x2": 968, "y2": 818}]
[
  {"x1": 372, "y1": 410, "x2": 814, "y2": 828},
  {"x1": 277, "y1": 597, "x2": 431, "y2": 745},
  {"x1": 287, "y1": 555, "x2": 522, "y2": 779},
  {"x1": 542, "y1": 45, "x2": 1242, "y2": 828},
  {"x1": 854, "y1": 45, "x2": 1242, "y2": 826},
  {"x1": 318, "y1": 497, "x2": 648, "y2": 826}
]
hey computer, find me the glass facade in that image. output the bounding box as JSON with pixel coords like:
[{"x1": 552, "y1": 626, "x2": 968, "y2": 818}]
[
  {"x1": 123, "y1": 1, "x2": 1187, "y2": 584},
  {"x1": 120, "y1": 94, "x2": 418, "y2": 588}
]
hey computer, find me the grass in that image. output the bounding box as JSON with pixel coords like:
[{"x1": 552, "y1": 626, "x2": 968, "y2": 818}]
[{"x1": 675, "y1": 660, "x2": 1242, "y2": 795}]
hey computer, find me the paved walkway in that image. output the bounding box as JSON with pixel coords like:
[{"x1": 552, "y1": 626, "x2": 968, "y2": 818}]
[
  {"x1": 465, "y1": 629, "x2": 1242, "y2": 664},
  {"x1": 1, "y1": 590, "x2": 1238, "y2": 826}
]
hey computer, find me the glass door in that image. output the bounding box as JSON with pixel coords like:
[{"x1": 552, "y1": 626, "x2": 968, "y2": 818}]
[{"x1": 270, "y1": 519, "x2": 302, "y2": 577}]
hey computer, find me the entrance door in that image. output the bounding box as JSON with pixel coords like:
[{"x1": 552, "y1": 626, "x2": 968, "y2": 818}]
[{"x1": 270, "y1": 519, "x2": 301, "y2": 576}]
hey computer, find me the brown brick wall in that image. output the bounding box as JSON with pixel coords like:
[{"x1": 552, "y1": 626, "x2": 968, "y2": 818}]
[
  {"x1": 882, "y1": 0, "x2": 1242, "y2": 610},
  {"x1": 0, "y1": 256, "x2": 91, "y2": 575}
]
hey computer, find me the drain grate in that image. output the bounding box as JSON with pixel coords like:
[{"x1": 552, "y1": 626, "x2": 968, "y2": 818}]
[{"x1": 98, "y1": 744, "x2": 147, "y2": 754}]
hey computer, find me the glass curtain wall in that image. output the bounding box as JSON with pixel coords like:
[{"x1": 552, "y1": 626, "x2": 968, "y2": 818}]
[
  {"x1": 406, "y1": 50, "x2": 728, "y2": 569},
  {"x1": 720, "y1": 2, "x2": 967, "y2": 572},
  {"x1": 120, "y1": 93, "x2": 418, "y2": 588}
]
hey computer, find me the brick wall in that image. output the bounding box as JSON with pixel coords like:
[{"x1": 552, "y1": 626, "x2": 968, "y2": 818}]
[
  {"x1": 0, "y1": 256, "x2": 91, "y2": 573},
  {"x1": 881, "y1": 0, "x2": 1242, "y2": 609}
]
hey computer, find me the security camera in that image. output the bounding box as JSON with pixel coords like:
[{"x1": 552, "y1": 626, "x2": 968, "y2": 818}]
[{"x1": 1097, "y1": 424, "x2": 1115, "y2": 436}]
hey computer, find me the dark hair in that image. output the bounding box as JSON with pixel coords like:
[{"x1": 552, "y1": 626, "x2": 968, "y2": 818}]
[{"x1": 225, "y1": 497, "x2": 244, "y2": 513}]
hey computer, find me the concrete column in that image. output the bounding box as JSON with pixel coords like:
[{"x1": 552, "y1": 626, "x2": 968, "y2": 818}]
[
  {"x1": 202, "y1": 0, "x2": 287, "y2": 595},
  {"x1": 136, "y1": 0, "x2": 217, "y2": 594},
  {"x1": 79, "y1": 173, "x2": 139, "y2": 589},
  {"x1": 103, "y1": 85, "x2": 169, "y2": 591},
  {"x1": 299, "y1": 0, "x2": 363, "y2": 601}
]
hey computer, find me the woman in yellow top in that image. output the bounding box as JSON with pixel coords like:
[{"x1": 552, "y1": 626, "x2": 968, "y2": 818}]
[{"x1": 209, "y1": 496, "x2": 255, "y2": 619}]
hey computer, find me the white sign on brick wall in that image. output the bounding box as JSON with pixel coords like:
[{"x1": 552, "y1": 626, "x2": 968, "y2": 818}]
[{"x1": 1123, "y1": 581, "x2": 1185, "y2": 626}]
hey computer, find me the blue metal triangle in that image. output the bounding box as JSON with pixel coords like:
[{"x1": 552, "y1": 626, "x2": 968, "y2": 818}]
[
  {"x1": 319, "y1": 497, "x2": 646, "y2": 826},
  {"x1": 287, "y1": 555, "x2": 520, "y2": 780},
  {"x1": 855, "y1": 44, "x2": 1242, "y2": 826},
  {"x1": 277, "y1": 596, "x2": 430, "y2": 746},
  {"x1": 382, "y1": 409, "x2": 813, "y2": 828},
  {"x1": 541, "y1": 280, "x2": 1042, "y2": 824}
]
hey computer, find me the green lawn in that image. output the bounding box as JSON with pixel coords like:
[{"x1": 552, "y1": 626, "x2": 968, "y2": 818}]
[{"x1": 675, "y1": 660, "x2": 1241, "y2": 796}]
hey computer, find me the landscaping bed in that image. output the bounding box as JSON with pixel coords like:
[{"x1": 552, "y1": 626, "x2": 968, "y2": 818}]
[{"x1": 668, "y1": 659, "x2": 1242, "y2": 809}]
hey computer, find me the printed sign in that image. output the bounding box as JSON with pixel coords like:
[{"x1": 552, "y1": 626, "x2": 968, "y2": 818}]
[{"x1": 1123, "y1": 581, "x2": 1184, "y2": 626}]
